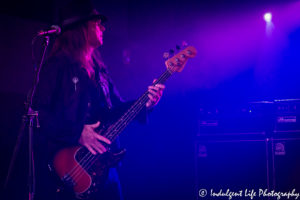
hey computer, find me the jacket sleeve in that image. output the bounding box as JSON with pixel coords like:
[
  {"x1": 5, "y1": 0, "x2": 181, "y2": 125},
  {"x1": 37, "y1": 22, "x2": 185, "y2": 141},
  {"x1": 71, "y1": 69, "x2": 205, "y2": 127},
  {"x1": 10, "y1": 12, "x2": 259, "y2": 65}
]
[
  {"x1": 108, "y1": 81, "x2": 148, "y2": 124},
  {"x1": 32, "y1": 57, "x2": 83, "y2": 147}
]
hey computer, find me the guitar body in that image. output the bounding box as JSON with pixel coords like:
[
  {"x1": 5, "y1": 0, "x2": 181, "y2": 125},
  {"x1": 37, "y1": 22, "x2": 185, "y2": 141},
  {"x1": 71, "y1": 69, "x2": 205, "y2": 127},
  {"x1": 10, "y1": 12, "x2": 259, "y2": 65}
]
[{"x1": 53, "y1": 146, "x2": 126, "y2": 199}]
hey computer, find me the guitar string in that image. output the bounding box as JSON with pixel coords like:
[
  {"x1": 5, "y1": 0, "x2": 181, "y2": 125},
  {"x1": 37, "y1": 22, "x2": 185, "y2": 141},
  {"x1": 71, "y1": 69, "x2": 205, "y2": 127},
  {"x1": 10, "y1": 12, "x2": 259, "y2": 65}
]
[
  {"x1": 67, "y1": 80, "x2": 168, "y2": 183},
  {"x1": 67, "y1": 83, "x2": 160, "y2": 182},
  {"x1": 65, "y1": 95, "x2": 148, "y2": 183},
  {"x1": 66, "y1": 68, "x2": 173, "y2": 183},
  {"x1": 105, "y1": 69, "x2": 173, "y2": 140},
  {"x1": 68, "y1": 49, "x2": 195, "y2": 183},
  {"x1": 71, "y1": 69, "x2": 174, "y2": 179},
  {"x1": 70, "y1": 94, "x2": 150, "y2": 183},
  {"x1": 67, "y1": 69, "x2": 173, "y2": 183},
  {"x1": 64, "y1": 82, "x2": 154, "y2": 182},
  {"x1": 68, "y1": 92, "x2": 151, "y2": 183}
]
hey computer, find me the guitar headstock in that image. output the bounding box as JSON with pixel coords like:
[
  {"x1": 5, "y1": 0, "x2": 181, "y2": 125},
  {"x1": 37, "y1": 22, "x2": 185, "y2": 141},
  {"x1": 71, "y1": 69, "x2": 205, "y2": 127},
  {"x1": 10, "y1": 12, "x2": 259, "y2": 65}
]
[{"x1": 165, "y1": 46, "x2": 197, "y2": 73}]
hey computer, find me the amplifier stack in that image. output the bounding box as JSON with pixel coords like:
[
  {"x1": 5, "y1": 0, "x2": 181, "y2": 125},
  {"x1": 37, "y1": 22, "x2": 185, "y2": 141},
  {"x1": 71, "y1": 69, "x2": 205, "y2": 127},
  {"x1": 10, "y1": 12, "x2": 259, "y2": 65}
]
[{"x1": 195, "y1": 99, "x2": 300, "y2": 199}]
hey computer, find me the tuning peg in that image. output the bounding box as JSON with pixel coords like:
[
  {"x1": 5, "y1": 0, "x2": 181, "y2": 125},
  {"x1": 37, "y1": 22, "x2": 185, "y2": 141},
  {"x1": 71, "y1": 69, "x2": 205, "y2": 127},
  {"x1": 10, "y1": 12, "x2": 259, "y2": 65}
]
[
  {"x1": 182, "y1": 41, "x2": 188, "y2": 47},
  {"x1": 186, "y1": 50, "x2": 193, "y2": 56},
  {"x1": 176, "y1": 45, "x2": 181, "y2": 50},
  {"x1": 163, "y1": 52, "x2": 170, "y2": 59},
  {"x1": 180, "y1": 54, "x2": 186, "y2": 59}
]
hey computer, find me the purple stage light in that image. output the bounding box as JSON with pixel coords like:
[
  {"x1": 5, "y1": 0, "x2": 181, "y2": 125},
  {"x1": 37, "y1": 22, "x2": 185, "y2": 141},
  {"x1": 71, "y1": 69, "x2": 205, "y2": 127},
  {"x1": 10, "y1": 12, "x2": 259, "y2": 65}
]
[
  {"x1": 263, "y1": 12, "x2": 274, "y2": 36},
  {"x1": 264, "y1": 12, "x2": 272, "y2": 23}
]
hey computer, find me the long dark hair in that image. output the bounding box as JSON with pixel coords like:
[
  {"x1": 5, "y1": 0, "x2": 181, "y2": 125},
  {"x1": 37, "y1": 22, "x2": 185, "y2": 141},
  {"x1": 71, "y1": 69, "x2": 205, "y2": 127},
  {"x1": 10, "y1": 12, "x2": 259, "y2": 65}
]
[{"x1": 51, "y1": 22, "x2": 95, "y2": 78}]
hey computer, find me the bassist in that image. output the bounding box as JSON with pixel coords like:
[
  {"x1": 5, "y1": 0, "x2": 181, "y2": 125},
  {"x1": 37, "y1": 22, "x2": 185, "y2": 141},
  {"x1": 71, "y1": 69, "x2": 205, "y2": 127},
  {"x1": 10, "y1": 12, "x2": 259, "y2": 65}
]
[{"x1": 32, "y1": 0, "x2": 165, "y2": 199}]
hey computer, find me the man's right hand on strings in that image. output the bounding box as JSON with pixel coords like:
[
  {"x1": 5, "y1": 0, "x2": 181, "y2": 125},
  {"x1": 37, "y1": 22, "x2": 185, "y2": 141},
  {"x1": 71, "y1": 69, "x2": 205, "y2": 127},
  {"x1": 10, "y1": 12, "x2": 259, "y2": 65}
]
[{"x1": 79, "y1": 121, "x2": 111, "y2": 155}]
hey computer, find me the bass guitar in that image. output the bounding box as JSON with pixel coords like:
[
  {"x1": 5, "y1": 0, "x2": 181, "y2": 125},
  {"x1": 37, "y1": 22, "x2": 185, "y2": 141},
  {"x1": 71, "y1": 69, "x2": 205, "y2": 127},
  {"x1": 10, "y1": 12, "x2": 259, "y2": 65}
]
[{"x1": 53, "y1": 45, "x2": 197, "y2": 199}]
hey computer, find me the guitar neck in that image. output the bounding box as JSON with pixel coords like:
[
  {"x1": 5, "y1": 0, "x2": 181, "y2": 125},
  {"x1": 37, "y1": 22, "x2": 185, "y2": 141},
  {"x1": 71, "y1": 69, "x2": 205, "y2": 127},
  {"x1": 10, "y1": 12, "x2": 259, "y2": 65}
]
[{"x1": 103, "y1": 69, "x2": 174, "y2": 142}]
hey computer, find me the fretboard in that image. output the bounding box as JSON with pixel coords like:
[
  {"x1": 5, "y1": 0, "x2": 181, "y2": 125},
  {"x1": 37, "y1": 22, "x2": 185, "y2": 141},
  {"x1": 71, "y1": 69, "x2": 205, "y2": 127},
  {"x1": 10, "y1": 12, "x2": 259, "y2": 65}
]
[{"x1": 103, "y1": 69, "x2": 173, "y2": 141}]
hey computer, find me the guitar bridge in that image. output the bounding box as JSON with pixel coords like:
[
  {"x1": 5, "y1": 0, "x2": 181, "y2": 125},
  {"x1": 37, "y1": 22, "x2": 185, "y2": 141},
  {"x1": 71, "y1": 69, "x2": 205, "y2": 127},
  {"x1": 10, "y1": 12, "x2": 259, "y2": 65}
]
[{"x1": 62, "y1": 174, "x2": 75, "y2": 187}]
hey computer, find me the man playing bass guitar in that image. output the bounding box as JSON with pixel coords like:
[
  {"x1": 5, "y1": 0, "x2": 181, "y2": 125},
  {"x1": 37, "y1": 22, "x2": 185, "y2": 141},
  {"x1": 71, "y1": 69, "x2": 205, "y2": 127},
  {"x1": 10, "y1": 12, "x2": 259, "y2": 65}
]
[{"x1": 32, "y1": 0, "x2": 165, "y2": 199}]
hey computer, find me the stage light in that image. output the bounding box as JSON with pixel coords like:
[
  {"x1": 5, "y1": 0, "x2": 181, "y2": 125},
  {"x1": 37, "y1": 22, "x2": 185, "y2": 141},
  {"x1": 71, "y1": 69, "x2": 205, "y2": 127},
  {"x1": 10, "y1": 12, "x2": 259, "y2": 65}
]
[{"x1": 264, "y1": 12, "x2": 272, "y2": 23}]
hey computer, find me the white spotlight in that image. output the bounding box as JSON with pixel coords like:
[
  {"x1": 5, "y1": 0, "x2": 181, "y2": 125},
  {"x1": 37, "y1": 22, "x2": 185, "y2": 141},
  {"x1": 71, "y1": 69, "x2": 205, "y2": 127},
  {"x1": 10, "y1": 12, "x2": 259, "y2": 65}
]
[{"x1": 264, "y1": 12, "x2": 272, "y2": 23}]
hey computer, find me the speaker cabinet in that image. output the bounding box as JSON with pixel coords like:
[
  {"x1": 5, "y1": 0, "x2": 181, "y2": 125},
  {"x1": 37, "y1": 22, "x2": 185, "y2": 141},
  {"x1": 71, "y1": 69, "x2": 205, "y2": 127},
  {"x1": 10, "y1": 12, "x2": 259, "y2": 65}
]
[
  {"x1": 273, "y1": 138, "x2": 300, "y2": 191},
  {"x1": 195, "y1": 139, "x2": 269, "y2": 199}
]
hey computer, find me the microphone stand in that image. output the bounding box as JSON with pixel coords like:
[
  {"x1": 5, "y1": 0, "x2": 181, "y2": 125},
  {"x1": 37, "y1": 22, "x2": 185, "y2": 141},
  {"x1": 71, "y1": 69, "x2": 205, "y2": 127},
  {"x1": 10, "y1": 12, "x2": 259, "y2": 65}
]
[{"x1": 4, "y1": 35, "x2": 50, "y2": 200}]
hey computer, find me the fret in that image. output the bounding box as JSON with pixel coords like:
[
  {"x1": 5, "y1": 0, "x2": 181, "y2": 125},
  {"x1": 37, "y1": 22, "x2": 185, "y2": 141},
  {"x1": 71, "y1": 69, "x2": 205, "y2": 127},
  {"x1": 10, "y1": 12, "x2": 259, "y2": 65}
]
[
  {"x1": 104, "y1": 69, "x2": 173, "y2": 141},
  {"x1": 101, "y1": 46, "x2": 197, "y2": 142}
]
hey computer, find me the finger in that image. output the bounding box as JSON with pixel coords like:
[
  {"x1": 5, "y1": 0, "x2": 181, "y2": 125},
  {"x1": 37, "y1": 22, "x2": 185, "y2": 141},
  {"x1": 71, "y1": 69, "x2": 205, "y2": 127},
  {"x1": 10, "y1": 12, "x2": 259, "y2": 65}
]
[
  {"x1": 146, "y1": 94, "x2": 159, "y2": 108},
  {"x1": 151, "y1": 87, "x2": 163, "y2": 96},
  {"x1": 95, "y1": 134, "x2": 111, "y2": 145},
  {"x1": 85, "y1": 144, "x2": 97, "y2": 155},
  {"x1": 154, "y1": 84, "x2": 165, "y2": 89},
  {"x1": 153, "y1": 86, "x2": 163, "y2": 97},
  {"x1": 148, "y1": 89, "x2": 159, "y2": 98},
  {"x1": 89, "y1": 121, "x2": 101, "y2": 129},
  {"x1": 148, "y1": 85, "x2": 159, "y2": 92},
  {"x1": 150, "y1": 79, "x2": 165, "y2": 89},
  {"x1": 148, "y1": 94, "x2": 156, "y2": 103},
  {"x1": 92, "y1": 142, "x2": 105, "y2": 154},
  {"x1": 93, "y1": 141, "x2": 107, "y2": 153},
  {"x1": 149, "y1": 85, "x2": 165, "y2": 93},
  {"x1": 148, "y1": 87, "x2": 160, "y2": 97}
]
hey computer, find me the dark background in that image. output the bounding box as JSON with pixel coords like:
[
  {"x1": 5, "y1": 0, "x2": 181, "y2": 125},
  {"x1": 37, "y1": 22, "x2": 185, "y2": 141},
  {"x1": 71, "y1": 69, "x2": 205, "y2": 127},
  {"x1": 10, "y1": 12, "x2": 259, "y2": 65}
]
[{"x1": 1, "y1": 0, "x2": 300, "y2": 199}]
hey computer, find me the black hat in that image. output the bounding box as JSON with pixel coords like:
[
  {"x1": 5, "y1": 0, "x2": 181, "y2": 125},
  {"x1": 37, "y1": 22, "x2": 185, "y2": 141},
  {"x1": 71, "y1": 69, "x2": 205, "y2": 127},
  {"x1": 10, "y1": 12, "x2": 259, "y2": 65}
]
[{"x1": 59, "y1": 0, "x2": 107, "y2": 30}]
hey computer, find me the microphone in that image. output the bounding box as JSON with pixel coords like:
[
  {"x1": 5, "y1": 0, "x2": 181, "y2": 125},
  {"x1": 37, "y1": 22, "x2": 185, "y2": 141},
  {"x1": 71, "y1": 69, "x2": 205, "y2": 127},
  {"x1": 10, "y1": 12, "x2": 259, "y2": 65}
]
[{"x1": 37, "y1": 25, "x2": 61, "y2": 36}]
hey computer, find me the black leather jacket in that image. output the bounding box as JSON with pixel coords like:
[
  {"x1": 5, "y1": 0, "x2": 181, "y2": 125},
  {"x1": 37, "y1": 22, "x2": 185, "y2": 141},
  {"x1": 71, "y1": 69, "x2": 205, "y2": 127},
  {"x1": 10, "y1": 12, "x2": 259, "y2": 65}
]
[{"x1": 32, "y1": 52, "x2": 145, "y2": 158}]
